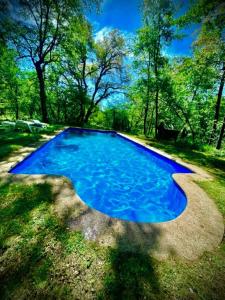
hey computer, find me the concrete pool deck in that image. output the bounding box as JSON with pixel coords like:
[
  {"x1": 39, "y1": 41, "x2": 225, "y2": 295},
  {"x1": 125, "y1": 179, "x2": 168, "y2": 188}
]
[{"x1": 0, "y1": 128, "x2": 224, "y2": 260}]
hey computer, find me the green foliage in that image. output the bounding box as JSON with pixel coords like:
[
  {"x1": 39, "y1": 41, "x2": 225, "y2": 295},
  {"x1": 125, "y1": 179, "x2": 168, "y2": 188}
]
[
  {"x1": 0, "y1": 0, "x2": 225, "y2": 298},
  {"x1": 0, "y1": 44, "x2": 20, "y2": 119},
  {"x1": 60, "y1": 24, "x2": 127, "y2": 125},
  {"x1": 126, "y1": 0, "x2": 225, "y2": 147},
  {"x1": 0, "y1": 0, "x2": 224, "y2": 148},
  {"x1": 130, "y1": 0, "x2": 175, "y2": 137},
  {"x1": 177, "y1": 0, "x2": 225, "y2": 29}
]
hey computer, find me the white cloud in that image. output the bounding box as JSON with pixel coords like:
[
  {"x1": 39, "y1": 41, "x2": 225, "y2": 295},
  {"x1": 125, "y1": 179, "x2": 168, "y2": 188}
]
[
  {"x1": 94, "y1": 26, "x2": 113, "y2": 42},
  {"x1": 94, "y1": 26, "x2": 135, "y2": 44}
]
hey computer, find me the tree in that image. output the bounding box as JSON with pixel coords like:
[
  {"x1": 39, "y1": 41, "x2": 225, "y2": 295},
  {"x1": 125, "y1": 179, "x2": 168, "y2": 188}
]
[
  {"x1": 1, "y1": 0, "x2": 99, "y2": 123},
  {"x1": 217, "y1": 114, "x2": 225, "y2": 149},
  {"x1": 61, "y1": 23, "x2": 127, "y2": 125},
  {"x1": 130, "y1": 0, "x2": 174, "y2": 137},
  {"x1": 133, "y1": 27, "x2": 155, "y2": 136},
  {"x1": 177, "y1": 0, "x2": 225, "y2": 146},
  {"x1": 128, "y1": 79, "x2": 152, "y2": 134},
  {"x1": 193, "y1": 25, "x2": 225, "y2": 145},
  {"x1": 168, "y1": 53, "x2": 217, "y2": 143},
  {"x1": 143, "y1": 0, "x2": 174, "y2": 138},
  {"x1": 0, "y1": 42, "x2": 21, "y2": 119}
]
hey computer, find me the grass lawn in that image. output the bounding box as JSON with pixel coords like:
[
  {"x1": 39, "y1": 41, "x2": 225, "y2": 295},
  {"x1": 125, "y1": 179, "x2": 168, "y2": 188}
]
[{"x1": 0, "y1": 128, "x2": 225, "y2": 299}]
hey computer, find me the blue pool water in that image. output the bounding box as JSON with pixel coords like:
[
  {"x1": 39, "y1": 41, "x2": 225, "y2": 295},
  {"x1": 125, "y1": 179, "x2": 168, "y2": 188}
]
[{"x1": 10, "y1": 128, "x2": 192, "y2": 222}]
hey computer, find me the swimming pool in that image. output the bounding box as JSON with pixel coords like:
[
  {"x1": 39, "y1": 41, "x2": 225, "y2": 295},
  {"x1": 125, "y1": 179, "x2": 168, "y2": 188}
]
[{"x1": 10, "y1": 128, "x2": 193, "y2": 222}]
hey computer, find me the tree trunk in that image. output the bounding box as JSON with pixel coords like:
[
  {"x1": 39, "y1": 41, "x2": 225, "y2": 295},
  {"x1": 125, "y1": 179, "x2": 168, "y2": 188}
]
[
  {"x1": 64, "y1": 100, "x2": 67, "y2": 123},
  {"x1": 147, "y1": 107, "x2": 154, "y2": 135},
  {"x1": 79, "y1": 102, "x2": 85, "y2": 126},
  {"x1": 112, "y1": 109, "x2": 116, "y2": 129},
  {"x1": 143, "y1": 101, "x2": 149, "y2": 136},
  {"x1": 15, "y1": 98, "x2": 19, "y2": 120},
  {"x1": 83, "y1": 105, "x2": 93, "y2": 124},
  {"x1": 173, "y1": 101, "x2": 195, "y2": 143},
  {"x1": 154, "y1": 31, "x2": 161, "y2": 139},
  {"x1": 216, "y1": 114, "x2": 225, "y2": 149},
  {"x1": 15, "y1": 85, "x2": 19, "y2": 120},
  {"x1": 209, "y1": 64, "x2": 225, "y2": 144},
  {"x1": 35, "y1": 63, "x2": 48, "y2": 123},
  {"x1": 155, "y1": 87, "x2": 159, "y2": 139},
  {"x1": 144, "y1": 51, "x2": 151, "y2": 136}
]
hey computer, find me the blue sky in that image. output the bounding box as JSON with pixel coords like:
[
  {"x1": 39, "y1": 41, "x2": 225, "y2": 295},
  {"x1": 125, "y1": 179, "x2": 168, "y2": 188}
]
[
  {"x1": 88, "y1": 0, "x2": 141, "y2": 32},
  {"x1": 87, "y1": 0, "x2": 198, "y2": 57}
]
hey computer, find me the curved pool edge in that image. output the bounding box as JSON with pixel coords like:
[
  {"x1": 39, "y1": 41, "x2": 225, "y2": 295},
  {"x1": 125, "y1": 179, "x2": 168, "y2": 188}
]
[{"x1": 1, "y1": 127, "x2": 224, "y2": 261}]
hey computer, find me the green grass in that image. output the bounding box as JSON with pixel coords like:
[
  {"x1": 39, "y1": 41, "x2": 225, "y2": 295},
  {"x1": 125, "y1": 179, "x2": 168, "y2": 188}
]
[
  {"x1": 0, "y1": 125, "x2": 63, "y2": 161},
  {"x1": 0, "y1": 130, "x2": 225, "y2": 299},
  {"x1": 145, "y1": 138, "x2": 225, "y2": 178},
  {"x1": 0, "y1": 182, "x2": 107, "y2": 299}
]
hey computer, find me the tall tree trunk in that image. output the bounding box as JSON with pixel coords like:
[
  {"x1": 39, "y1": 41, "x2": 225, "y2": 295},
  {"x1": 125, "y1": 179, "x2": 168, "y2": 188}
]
[
  {"x1": 216, "y1": 114, "x2": 225, "y2": 149},
  {"x1": 188, "y1": 87, "x2": 199, "y2": 143},
  {"x1": 155, "y1": 87, "x2": 159, "y2": 139},
  {"x1": 57, "y1": 98, "x2": 60, "y2": 122},
  {"x1": 154, "y1": 30, "x2": 161, "y2": 139},
  {"x1": 144, "y1": 51, "x2": 151, "y2": 136},
  {"x1": 209, "y1": 64, "x2": 225, "y2": 144},
  {"x1": 112, "y1": 109, "x2": 116, "y2": 129},
  {"x1": 143, "y1": 101, "x2": 149, "y2": 136},
  {"x1": 147, "y1": 107, "x2": 154, "y2": 135},
  {"x1": 83, "y1": 105, "x2": 93, "y2": 124},
  {"x1": 79, "y1": 101, "x2": 85, "y2": 126},
  {"x1": 172, "y1": 101, "x2": 195, "y2": 143},
  {"x1": 154, "y1": 40, "x2": 160, "y2": 139},
  {"x1": 15, "y1": 85, "x2": 19, "y2": 120},
  {"x1": 15, "y1": 97, "x2": 19, "y2": 120},
  {"x1": 35, "y1": 63, "x2": 48, "y2": 123},
  {"x1": 64, "y1": 100, "x2": 67, "y2": 123}
]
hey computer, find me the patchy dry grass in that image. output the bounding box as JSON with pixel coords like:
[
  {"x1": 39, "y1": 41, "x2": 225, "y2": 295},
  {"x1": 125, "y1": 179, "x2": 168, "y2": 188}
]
[{"x1": 0, "y1": 130, "x2": 225, "y2": 299}]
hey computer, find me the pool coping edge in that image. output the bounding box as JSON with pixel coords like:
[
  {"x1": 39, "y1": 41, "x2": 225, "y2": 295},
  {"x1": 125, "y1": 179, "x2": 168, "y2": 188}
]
[{"x1": 0, "y1": 126, "x2": 224, "y2": 261}]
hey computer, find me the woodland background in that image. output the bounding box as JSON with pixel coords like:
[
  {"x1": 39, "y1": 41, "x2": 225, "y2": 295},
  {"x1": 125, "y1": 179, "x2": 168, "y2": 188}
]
[{"x1": 0, "y1": 0, "x2": 224, "y2": 149}]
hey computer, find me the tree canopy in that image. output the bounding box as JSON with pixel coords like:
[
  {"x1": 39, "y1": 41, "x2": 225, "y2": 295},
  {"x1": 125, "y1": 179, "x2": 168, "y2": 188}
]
[{"x1": 0, "y1": 0, "x2": 224, "y2": 149}]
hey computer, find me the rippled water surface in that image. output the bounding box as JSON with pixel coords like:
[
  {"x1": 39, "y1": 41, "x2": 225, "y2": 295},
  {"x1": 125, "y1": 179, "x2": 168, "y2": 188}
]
[{"x1": 10, "y1": 128, "x2": 192, "y2": 222}]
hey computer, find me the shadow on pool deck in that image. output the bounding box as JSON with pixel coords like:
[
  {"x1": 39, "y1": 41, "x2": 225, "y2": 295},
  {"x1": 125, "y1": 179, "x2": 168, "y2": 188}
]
[{"x1": 97, "y1": 221, "x2": 225, "y2": 300}]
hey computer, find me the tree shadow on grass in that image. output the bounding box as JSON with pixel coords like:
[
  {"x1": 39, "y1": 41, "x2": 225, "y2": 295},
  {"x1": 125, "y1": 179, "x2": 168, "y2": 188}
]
[
  {"x1": 98, "y1": 222, "x2": 163, "y2": 300},
  {"x1": 0, "y1": 181, "x2": 60, "y2": 298},
  {"x1": 0, "y1": 176, "x2": 164, "y2": 299},
  {"x1": 97, "y1": 219, "x2": 225, "y2": 300},
  {"x1": 0, "y1": 178, "x2": 96, "y2": 299},
  {"x1": 1, "y1": 177, "x2": 225, "y2": 299}
]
